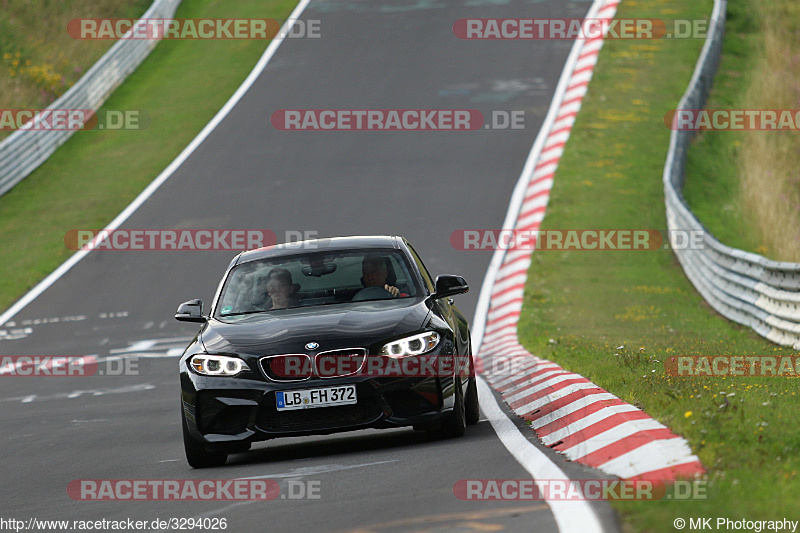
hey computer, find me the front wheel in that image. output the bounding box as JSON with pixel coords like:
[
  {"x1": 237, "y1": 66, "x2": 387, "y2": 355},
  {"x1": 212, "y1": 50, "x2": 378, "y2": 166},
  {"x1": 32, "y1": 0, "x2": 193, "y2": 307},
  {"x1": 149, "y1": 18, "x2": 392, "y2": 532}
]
[
  {"x1": 464, "y1": 348, "x2": 480, "y2": 426},
  {"x1": 182, "y1": 409, "x2": 227, "y2": 468},
  {"x1": 465, "y1": 374, "x2": 480, "y2": 426},
  {"x1": 430, "y1": 379, "x2": 466, "y2": 439}
]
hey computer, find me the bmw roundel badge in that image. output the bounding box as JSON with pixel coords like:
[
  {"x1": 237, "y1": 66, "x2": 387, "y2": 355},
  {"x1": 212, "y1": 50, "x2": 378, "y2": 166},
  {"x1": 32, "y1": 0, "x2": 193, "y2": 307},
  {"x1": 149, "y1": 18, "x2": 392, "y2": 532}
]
[{"x1": 305, "y1": 342, "x2": 320, "y2": 351}]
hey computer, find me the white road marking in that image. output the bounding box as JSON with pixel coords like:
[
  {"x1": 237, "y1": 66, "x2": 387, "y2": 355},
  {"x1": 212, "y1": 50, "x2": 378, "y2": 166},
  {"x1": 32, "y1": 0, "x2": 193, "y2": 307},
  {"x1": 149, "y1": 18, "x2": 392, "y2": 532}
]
[
  {"x1": 467, "y1": 0, "x2": 619, "y2": 530},
  {"x1": 478, "y1": 378, "x2": 603, "y2": 533},
  {"x1": 110, "y1": 340, "x2": 157, "y2": 353},
  {"x1": 0, "y1": 327, "x2": 33, "y2": 341},
  {"x1": 106, "y1": 337, "x2": 189, "y2": 358},
  {"x1": 236, "y1": 460, "x2": 398, "y2": 480},
  {"x1": 540, "y1": 404, "x2": 641, "y2": 446},
  {"x1": 0, "y1": 383, "x2": 156, "y2": 403},
  {"x1": 597, "y1": 439, "x2": 699, "y2": 478},
  {"x1": 515, "y1": 382, "x2": 602, "y2": 413},
  {"x1": 560, "y1": 418, "x2": 667, "y2": 460}
]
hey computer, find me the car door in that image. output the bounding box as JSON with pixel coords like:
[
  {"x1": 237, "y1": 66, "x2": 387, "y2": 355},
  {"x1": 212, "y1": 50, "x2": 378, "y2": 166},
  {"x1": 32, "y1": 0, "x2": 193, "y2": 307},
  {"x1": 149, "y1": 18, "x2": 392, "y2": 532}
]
[{"x1": 405, "y1": 242, "x2": 469, "y2": 384}]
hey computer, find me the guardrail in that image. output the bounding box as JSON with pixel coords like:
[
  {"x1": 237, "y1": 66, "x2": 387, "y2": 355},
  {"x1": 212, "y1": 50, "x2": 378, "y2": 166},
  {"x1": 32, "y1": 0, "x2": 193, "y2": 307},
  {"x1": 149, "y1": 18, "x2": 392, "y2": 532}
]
[
  {"x1": 664, "y1": 0, "x2": 800, "y2": 349},
  {"x1": 0, "y1": 0, "x2": 182, "y2": 197}
]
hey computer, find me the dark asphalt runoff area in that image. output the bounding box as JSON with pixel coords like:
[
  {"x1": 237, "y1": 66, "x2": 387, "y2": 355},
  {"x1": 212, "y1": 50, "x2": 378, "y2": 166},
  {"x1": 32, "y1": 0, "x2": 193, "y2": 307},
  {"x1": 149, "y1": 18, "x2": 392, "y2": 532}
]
[{"x1": 0, "y1": 0, "x2": 619, "y2": 531}]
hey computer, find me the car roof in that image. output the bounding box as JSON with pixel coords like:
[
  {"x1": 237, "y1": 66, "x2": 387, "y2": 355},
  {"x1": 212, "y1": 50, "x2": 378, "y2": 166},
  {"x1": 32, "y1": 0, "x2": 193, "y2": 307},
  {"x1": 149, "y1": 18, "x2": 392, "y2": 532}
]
[{"x1": 235, "y1": 235, "x2": 405, "y2": 264}]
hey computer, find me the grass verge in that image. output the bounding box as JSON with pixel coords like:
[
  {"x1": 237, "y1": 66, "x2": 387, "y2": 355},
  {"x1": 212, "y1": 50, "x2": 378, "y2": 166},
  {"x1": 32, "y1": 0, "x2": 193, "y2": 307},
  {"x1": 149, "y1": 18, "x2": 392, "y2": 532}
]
[
  {"x1": 683, "y1": 0, "x2": 800, "y2": 261},
  {"x1": 516, "y1": 0, "x2": 799, "y2": 529},
  {"x1": 0, "y1": 0, "x2": 298, "y2": 314},
  {"x1": 1, "y1": 0, "x2": 151, "y2": 133}
]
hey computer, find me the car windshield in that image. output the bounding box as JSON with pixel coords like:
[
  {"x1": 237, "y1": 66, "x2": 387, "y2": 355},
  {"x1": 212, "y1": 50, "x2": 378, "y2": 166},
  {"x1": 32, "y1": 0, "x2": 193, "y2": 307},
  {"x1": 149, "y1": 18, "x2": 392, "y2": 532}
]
[{"x1": 215, "y1": 249, "x2": 421, "y2": 317}]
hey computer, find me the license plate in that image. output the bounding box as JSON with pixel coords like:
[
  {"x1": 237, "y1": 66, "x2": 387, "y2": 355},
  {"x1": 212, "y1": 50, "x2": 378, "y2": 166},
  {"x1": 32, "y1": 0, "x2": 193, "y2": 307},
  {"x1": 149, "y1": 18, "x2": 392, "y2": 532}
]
[{"x1": 276, "y1": 384, "x2": 357, "y2": 411}]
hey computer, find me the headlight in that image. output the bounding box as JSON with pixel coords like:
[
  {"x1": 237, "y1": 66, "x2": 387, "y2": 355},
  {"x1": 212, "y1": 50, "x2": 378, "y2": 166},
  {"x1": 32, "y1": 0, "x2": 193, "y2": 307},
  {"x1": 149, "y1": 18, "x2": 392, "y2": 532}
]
[
  {"x1": 380, "y1": 331, "x2": 440, "y2": 357},
  {"x1": 190, "y1": 354, "x2": 244, "y2": 376}
]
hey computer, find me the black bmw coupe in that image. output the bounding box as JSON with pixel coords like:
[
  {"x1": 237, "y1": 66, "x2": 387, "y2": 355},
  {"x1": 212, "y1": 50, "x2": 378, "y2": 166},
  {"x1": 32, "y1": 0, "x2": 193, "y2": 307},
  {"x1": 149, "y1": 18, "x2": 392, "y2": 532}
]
[{"x1": 176, "y1": 235, "x2": 478, "y2": 467}]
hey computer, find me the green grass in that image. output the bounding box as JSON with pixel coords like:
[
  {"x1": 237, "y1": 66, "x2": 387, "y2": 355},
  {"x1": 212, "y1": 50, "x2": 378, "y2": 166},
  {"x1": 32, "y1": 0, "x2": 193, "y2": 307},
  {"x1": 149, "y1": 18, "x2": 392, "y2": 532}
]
[
  {"x1": 0, "y1": 0, "x2": 152, "y2": 122},
  {"x1": 515, "y1": 0, "x2": 800, "y2": 530},
  {"x1": 681, "y1": 0, "x2": 764, "y2": 254},
  {"x1": 0, "y1": 0, "x2": 298, "y2": 313},
  {"x1": 683, "y1": 0, "x2": 800, "y2": 261}
]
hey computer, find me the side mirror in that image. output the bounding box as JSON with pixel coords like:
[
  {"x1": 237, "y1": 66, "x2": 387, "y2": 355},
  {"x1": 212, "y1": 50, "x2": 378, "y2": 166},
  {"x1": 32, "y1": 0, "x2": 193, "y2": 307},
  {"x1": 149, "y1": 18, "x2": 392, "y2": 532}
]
[
  {"x1": 433, "y1": 275, "x2": 469, "y2": 299},
  {"x1": 175, "y1": 299, "x2": 206, "y2": 323}
]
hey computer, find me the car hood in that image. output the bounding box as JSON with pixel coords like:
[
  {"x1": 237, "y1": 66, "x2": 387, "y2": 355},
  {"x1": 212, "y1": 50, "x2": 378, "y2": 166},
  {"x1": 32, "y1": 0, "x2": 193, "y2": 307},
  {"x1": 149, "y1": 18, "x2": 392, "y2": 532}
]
[{"x1": 201, "y1": 299, "x2": 432, "y2": 355}]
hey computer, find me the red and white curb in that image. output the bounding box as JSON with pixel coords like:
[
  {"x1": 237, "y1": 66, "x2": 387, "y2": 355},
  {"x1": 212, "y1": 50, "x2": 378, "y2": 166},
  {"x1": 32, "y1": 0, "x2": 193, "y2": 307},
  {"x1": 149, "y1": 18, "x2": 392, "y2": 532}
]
[{"x1": 472, "y1": 0, "x2": 704, "y2": 482}]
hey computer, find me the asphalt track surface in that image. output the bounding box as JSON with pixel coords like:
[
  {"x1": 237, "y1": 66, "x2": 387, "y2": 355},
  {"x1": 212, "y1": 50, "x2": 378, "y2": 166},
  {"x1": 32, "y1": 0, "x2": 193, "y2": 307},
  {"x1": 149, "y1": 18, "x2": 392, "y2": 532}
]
[{"x1": 1, "y1": 0, "x2": 620, "y2": 531}]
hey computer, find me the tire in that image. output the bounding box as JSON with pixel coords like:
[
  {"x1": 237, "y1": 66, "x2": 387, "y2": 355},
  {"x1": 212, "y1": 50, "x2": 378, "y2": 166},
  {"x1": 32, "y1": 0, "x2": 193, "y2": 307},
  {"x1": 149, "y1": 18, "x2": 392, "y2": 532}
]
[
  {"x1": 430, "y1": 379, "x2": 466, "y2": 439},
  {"x1": 182, "y1": 409, "x2": 228, "y2": 468},
  {"x1": 465, "y1": 374, "x2": 480, "y2": 426},
  {"x1": 464, "y1": 346, "x2": 480, "y2": 426}
]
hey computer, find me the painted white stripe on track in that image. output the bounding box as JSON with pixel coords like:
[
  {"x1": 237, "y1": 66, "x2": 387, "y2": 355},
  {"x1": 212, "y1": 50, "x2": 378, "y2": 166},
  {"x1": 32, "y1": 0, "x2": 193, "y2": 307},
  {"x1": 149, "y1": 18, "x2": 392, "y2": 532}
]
[
  {"x1": 496, "y1": 368, "x2": 567, "y2": 395},
  {"x1": 515, "y1": 382, "x2": 601, "y2": 413},
  {"x1": 489, "y1": 289, "x2": 527, "y2": 309},
  {"x1": 478, "y1": 378, "x2": 603, "y2": 533},
  {"x1": 530, "y1": 393, "x2": 619, "y2": 429},
  {"x1": 484, "y1": 314, "x2": 522, "y2": 331},
  {"x1": 491, "y1": 364, "x2": 557, "y2": 389},
  {"x1": 504, "y1": 368, "x2": 570, "y2": 391},
  {"x1": 488, "y1": 274, "x2": 528, "y2": 295},
  {"x1": 560, "y1": 418, "x2": 668, "y2": 460},
  {"x1": 597, "y1": 439, "x2": 701, "y2": 479},
  {"x1": 504, "y1": 373, "x2": 589, "y2": 404},
  {"x1": 539, "y1": 404, "x2": 641, "y2": 445}
]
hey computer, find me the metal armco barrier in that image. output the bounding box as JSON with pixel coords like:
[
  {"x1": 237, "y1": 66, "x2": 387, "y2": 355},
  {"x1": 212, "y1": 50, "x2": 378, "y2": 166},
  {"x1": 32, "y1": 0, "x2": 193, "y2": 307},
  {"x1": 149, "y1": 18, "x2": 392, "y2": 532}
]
[
  {"x1": 0, "y1": 0, "x2": 182, "y2": 197},
  {"x1": 663, "y1": 0, "x2": 800, "y2": 348}
]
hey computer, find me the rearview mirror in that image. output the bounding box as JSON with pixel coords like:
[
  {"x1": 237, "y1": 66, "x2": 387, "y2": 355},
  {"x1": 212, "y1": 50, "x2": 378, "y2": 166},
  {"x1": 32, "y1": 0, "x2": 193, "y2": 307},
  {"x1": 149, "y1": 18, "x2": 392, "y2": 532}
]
[
  {"x1": 175, "y1": 299, "x2": 206, "y2": 322},
  {"x1": 433, "y1": 275, "x2": 469, "y2": 299},
  {"x1": 301, "y1": 262, "x2": 337, "y2": 277}
]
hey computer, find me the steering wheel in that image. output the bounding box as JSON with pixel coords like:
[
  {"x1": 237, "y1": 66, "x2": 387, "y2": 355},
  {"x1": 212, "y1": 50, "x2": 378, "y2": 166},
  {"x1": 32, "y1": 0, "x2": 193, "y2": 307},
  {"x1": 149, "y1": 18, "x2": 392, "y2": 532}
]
[{"x1": 351, "y1": 286, "x2": 392, "y2": 301}]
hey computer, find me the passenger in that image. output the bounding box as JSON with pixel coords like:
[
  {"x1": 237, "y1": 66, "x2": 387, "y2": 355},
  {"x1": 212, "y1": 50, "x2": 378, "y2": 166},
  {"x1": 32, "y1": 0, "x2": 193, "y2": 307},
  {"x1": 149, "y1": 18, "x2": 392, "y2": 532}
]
[{"x1": 264, "y1": 268, "x2": 301, "y2": 309}]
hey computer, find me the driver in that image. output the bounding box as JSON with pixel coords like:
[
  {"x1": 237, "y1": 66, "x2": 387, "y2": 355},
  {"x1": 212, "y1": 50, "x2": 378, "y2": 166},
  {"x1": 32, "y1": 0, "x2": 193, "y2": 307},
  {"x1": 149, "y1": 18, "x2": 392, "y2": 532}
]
[{"x1": 361, "y1": 256, "x2": 400, "y2": 297}]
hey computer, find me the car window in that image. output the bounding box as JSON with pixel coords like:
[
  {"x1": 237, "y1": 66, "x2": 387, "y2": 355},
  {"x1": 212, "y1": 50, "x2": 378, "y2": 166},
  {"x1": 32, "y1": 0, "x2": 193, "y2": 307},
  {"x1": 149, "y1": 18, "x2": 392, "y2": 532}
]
[
  {"x1": 215, "y1": 249, "x2": 421, "y2": 317},
  {"x1": 406, "y1": 242, "x2": 435, "y2": 293}
]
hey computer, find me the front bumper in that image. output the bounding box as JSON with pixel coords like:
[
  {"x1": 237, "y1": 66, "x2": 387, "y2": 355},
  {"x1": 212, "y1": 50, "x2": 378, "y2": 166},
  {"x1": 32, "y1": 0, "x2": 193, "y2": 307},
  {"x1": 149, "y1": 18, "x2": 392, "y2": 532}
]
[{"x1": 180, "y1": 370, "x2": 456, "y2": 446}]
